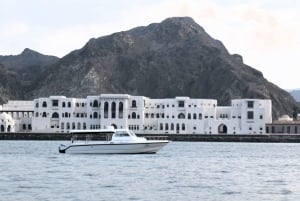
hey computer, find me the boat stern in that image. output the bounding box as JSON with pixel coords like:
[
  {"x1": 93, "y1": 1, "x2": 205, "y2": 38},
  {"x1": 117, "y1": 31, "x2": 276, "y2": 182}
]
[{"x1": 58, "y1": 144, "x2": 67, "y2": 153}]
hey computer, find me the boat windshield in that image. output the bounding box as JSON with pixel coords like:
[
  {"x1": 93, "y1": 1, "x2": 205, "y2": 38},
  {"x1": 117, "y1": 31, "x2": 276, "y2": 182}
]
[
  {"x1": 114, "y1": 131, "x2": 130, "y2": 137},
  {"x1": 129, "y1": 130, "x2": 137, "y2": 137}
]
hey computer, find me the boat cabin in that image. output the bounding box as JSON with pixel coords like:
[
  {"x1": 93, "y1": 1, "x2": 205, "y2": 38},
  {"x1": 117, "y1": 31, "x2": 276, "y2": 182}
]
[{"x1": 112, "y1": 130, "x2": 145, "y2": 142}]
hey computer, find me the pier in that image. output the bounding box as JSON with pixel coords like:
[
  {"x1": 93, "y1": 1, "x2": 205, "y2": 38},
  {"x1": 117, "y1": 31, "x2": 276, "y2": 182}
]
[{"x1": 1, "y1": 132, "x2": 300, "y2": 142}]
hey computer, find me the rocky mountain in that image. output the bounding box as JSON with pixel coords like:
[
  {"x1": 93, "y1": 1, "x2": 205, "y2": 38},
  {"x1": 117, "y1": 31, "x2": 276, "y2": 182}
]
[
  {"x1": 0, "y1": 64, "x2": 22, "y2": 103},
  {"x1": 0, "y1": 48, "x2": 58, "y2": 70},
  {"x1": 31, "y1": 17, "x2": 298, "y2": 118},
  {"x1": 0, "y1": 17, "x2": 298, "y2": 118},
  {"x1": 0, "y1": 48, "x2": 59, "y2": 102},
  {"x1": 289, "y1": 89, "x2": 300, "y2": 102}
]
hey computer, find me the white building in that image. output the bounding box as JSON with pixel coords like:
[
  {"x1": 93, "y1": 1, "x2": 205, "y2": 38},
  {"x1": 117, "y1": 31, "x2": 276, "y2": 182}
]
[
  {"x1": 28, "y1": 94, "x2": 272, "y2": 134},
  {"x1": 0, "y1": 100, "x2": 34, "y2": 132}
]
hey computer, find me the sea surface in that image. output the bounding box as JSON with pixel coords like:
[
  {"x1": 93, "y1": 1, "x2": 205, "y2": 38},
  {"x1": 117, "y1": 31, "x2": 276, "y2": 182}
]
[{"x1": 1, "y1": 141, "x2": 300, "y2": 201}]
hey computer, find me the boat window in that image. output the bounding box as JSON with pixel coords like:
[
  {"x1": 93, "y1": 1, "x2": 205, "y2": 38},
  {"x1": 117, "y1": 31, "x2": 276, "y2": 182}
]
[{"x1": 115, "y1": 131, "x2": 130, "y2": 137}]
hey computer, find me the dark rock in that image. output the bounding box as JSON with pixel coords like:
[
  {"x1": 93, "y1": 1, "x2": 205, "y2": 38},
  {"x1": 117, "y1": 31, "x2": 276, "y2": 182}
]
[{"x1": 0, "y1": 48, "x2": 59, "y2": 102}]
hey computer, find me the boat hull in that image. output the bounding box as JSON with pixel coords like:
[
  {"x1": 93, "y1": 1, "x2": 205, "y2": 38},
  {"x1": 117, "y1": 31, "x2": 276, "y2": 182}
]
[{"x1": 59, "y1": 141, "x2": 169, "y2": 154}]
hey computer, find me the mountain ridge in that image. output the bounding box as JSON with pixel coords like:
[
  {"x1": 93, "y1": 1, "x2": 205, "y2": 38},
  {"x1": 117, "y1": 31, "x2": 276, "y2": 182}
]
[
  {"x1": 0, "y1": 17, "x2": 298, "y2": 118},
  {"x1": 0, "y1": 48, "x2": 59, "y2": 102},
  {"x1": 289, "y1": 89, "x2": 300, "y2": 102}
]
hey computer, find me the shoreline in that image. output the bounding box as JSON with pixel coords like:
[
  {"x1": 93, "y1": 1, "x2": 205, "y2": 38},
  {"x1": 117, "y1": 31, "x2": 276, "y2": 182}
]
[{"x1": 1, "y1": 132, "x2": 300, "y2": 142}]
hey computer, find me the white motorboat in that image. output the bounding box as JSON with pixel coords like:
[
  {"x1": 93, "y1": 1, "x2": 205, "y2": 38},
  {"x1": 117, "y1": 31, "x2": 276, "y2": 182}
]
[{"x1": 58, "y1": 128, "x2": 169, "y2": 154}]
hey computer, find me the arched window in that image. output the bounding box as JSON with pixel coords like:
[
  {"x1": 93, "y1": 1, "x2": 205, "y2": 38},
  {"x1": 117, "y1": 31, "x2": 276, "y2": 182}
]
[
  {"x1": 182, "y1": 123, "x2": 185, "y2": 130},
  {"x1": 72, "y1": 122, "x2": 75, "y2": 129},
  {"x1": 1, "y1": 125, "x2": 4, "y2": 132},
  {"x1": 35, "y1": 112, "x2": 39, "y2": 117},
  {"x1": 111, "y1": 102, "x2": 116, "y2": 118},
  {"x1": 104, "y1": 102, "x2": 109, "y2": 118},
  {"x1": 199, "y1": 113, "x2": 202, "y2": 120},
  {"x1": 176, "y1": 123, "x2": 180, "y2": 131},
  {"x1": 93, "y1": 112, "x2": 98, "y2": 119},
  {"x1": 52, "y1": 112, "x2": 59, "y2": 118},
  {"x1": 218, "y1": 124, "x2": 228, "y2": 134},
  {"x1": 132, "y1": 112, "x2": 136, "y2": 119},
  {"x1": 67, "y1": 122, "x2": 70, "y2": 129},
  {"x1": 119, "y1": 102, "x2": 123, "y2": 118},
  {"x1": 62, "y1": 102, "x2": 66, "y2": 107},
  {"x1": 178, "y1": 113, "x2": 185, "y2": 119},
  {"x1": 42, "y1": 112, "x2": 47, "y2": 117},
  {"x1": 68, "y1": 102, "x2": 71, "y2": 107},
  {"x1": 165, "y1": 123, "x2": 169, "y2": 130},
  {"x1": 188, "y1": 113, "x2": 191, "y2": 119},
  {"x1": 77, "y1": 123, "x2": 81, "y2": 130},
  {"x1": 171, "y1": 123, "x2": 174, "y2": 130},
  {"x1": 132, "y1": 100, "x2": 137, "y2": 108},
  {"x1": 193, "y1": 113, "x2": 197, "y2": 119},
  {"x1": 93, "y1": 100, "x2": 98, "y2": 108},
  {"x1": 42, "y1": 101, "x2": 47, "y2": 107},
  {"x1": 61, "y1": 122, "x2": 64, "y2": 129},
  {"x1": 83, "y1": 123, "x2": 86, "y2": 130},
  {"x1": 160, "y1": 123, "x2": 163, "y2": 130},
  {"x1": 35, "y1": 102, "x2": 39, "y2": 108}
]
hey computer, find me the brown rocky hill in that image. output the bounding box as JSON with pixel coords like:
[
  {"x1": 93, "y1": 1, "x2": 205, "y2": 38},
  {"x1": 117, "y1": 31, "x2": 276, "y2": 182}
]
[{"x1": 1, "y1": 17, "x2": 298, "y2": 118}]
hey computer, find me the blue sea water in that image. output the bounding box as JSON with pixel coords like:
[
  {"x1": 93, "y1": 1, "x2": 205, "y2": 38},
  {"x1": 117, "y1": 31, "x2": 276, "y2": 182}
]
[{"x1": 0, "y1": 141, "x2": 300, "y2": 201}]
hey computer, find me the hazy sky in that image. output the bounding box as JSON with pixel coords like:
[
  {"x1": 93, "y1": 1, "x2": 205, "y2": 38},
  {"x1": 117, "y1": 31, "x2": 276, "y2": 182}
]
[{"x1": 0, "y1": 0, "x2": 299, "y2": 89}]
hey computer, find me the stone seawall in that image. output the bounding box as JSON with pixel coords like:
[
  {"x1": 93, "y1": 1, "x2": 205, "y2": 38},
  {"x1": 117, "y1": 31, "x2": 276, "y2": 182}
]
[{"x1": 1, "y1": 132, "x2": 300, "y2": 142}]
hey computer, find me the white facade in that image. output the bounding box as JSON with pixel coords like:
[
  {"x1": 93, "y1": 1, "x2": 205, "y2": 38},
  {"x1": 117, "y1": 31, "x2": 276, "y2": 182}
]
[
  {"x1": 0, "y1": 100, "x2": 34, "y2": 132},
  {"x1": 28, "y1": 94, "x2": 272, "y2": 134}
]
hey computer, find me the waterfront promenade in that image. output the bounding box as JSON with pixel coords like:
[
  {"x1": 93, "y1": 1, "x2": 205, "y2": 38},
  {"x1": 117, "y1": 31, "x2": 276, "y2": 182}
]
[{"x1": 1, "y1": 132, "x2": 300, "y2": 142}]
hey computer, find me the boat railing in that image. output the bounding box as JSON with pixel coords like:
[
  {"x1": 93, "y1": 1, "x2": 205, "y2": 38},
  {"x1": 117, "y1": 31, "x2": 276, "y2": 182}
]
[
  {"x1": 70, "y1": 130, "x2": 115, "y2": 142},
  {"x1": 71, "y1": 135, "x2": 77, "y2": 143},
  {"x1": 86, "y1": 134, "x2": 92, "y2": 143},
  {"x1": 106, "y1": 133, "x2": 113, "y2": 141}
]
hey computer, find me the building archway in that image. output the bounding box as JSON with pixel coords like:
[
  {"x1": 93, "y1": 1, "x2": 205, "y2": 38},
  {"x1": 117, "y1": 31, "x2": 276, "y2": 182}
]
[
  {"x1": 178, "y1": 113, "x2": 185, "y2": 119},
  {"x1": 111, "y1": 124, "x2": 117, "y2": 129},
  {"x1": 52, "y1": 112, "x2": 59, "y2": 118},
  {"x1": 218, "y1": 124, "x2": 228, "y2": 134}
]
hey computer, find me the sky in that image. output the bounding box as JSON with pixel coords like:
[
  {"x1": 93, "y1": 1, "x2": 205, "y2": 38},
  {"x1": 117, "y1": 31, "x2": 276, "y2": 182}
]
[{"x1": 0, "y1": 0, "x2": 299, "y2": 89}]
